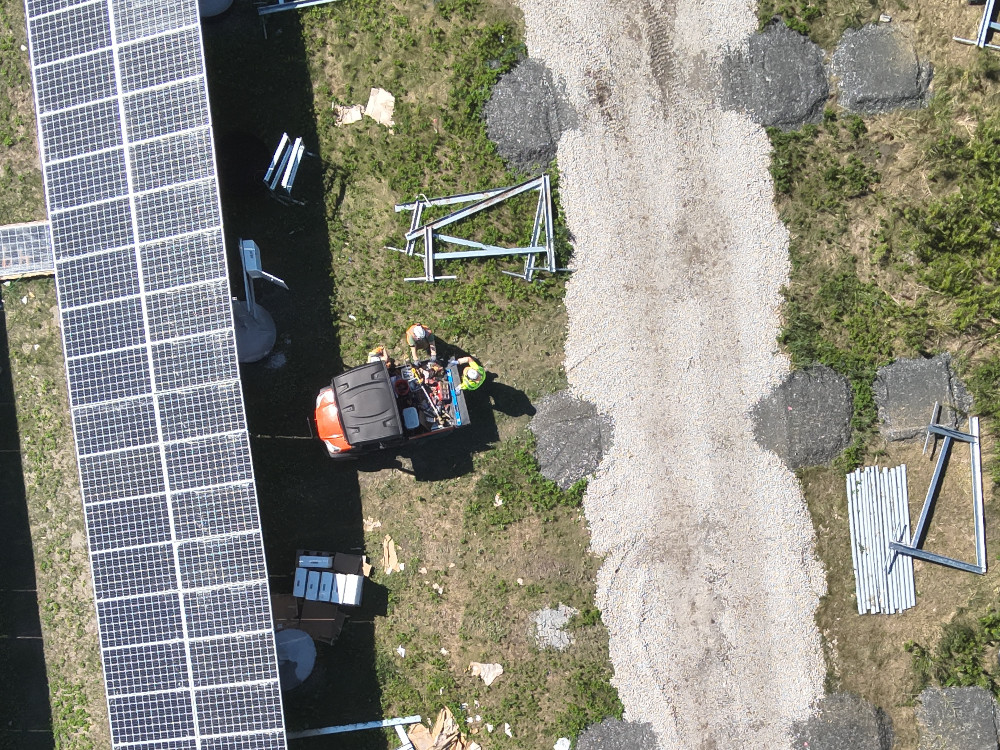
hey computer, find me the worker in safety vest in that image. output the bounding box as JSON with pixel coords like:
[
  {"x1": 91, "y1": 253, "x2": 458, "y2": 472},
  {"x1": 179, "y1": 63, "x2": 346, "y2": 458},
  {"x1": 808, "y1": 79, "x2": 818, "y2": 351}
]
[
  {"x1": 405, "y1": 324, "x2": 437, "y2": 362},
  {"x1": 456, "y1": 356, "x2": 485, "y2": 391}
]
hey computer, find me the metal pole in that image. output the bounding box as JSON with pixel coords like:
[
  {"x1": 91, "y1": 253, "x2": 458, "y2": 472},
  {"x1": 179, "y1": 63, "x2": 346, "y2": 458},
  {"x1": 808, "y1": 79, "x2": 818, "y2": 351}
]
[
  {"x1": 288, "y1": 715, "x2": 422, "y2": 740},
  {"x1": 910, "y1": 435, "x2": 952, "y2": 549}
]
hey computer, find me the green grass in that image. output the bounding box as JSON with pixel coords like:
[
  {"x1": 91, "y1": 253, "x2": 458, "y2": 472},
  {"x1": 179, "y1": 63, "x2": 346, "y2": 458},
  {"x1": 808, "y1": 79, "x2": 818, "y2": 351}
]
[{"x1": 757, "y1": 0, "x2": 881, "y2": 47}]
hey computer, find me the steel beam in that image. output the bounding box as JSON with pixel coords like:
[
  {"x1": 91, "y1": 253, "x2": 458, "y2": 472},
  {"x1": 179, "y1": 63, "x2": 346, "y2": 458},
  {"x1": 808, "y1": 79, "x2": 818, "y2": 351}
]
[
  {"x1": 926, "y1": 423, "x2": 976, "y2": 443},
  {"x1": 888, "y1": 543, "x2": 985, "y2": 575},
  {"x1": 288, "y1": 715, "x2": 422, "y2": 739}
]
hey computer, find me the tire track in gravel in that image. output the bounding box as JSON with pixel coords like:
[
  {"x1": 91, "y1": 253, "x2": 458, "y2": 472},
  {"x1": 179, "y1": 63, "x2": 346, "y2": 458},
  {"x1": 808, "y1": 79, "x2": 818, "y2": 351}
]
[{"x1": 514, "y1": 0, "x2": 828, "y2": 747}]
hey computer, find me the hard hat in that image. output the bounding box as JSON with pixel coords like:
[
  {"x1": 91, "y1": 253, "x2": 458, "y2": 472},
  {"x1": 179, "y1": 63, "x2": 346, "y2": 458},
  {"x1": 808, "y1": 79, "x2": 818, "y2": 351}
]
[
  {"x1": 412, "y1": 326, "x2": 426, "y2": 340},
  {"x1": 466, "y1": 366, "x2": 481, "y2": 381}
]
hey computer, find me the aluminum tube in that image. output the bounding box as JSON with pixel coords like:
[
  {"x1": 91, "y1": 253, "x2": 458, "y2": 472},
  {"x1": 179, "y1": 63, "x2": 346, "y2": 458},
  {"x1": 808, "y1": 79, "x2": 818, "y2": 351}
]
[
  {"x1": 971, "y1": 417, "x2": 986, "y2": 571},
  {"x1": 395, "y1": 188, "x2": 509, "y2": 212},
  {"x1": 404, "y1": 177, "x2": 545, "y2": 240},
  {"x1": 846, "y1": 470, "x2": 864, "y2": 614}
]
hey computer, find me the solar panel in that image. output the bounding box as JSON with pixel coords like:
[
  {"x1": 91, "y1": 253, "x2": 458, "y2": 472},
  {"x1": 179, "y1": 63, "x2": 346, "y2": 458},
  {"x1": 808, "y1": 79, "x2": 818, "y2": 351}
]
[
  {"x1": 23, "y1": 1, "x2": 287, "y2": 746},
  {"x1": 0, "y1": 220, "x2": 55, "y2": 279}
]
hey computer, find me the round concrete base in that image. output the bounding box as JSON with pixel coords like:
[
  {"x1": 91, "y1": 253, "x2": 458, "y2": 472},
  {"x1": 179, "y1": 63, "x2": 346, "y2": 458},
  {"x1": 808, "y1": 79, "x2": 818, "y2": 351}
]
[
  {"x1": 232, "y1": 300, "x2": 276, "y2": 363},
  {"x1": 198, "y1": 0, "x2": 234, "y2": 18}
]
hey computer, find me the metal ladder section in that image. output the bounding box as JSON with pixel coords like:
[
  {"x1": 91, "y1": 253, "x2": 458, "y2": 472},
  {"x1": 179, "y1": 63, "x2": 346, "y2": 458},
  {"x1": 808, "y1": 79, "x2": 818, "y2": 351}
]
[{"x1": 263, "y1": 133, "x2": 314, "y2": 205}]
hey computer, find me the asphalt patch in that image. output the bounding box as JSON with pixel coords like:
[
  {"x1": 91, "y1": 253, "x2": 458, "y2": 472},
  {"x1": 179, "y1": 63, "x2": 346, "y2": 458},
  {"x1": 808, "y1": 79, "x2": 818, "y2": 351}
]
[
  {"x1": 529, "y1": 390, "x2": 612, "y2": 490},
  {"x1": 485, "y1": 58, "x2": 577, "y2": 172},
  {"x1": 873, "y1": 354, "x2": 973, "y2": 441},
  {"x1": 832, "y1": 23, "x2": 932, "y2": 114},
  {"x1": 721, "y1": 20, "x2": 828, "y2": 129},
  {"x1": 576, "y1": 718, "x2": 658, "y2": 750},
  {"x1": 916, "y1": 687, "x2": 999, "y2": 750},
  {"x1": 791, "y1": 692, "x2": 894, "y2": 750},
  {"x1": 752, "y1": 365, "x2": 853, "y2": 469}
]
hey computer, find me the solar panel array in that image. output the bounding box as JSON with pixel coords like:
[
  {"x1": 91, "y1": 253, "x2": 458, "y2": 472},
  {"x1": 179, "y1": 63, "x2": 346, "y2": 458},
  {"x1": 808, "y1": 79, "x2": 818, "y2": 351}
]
[
  {"x1": 23, "y1": 1, "x2": 287, "y2": 747},
  {"x1": 0, "y1": 220, "x2": 54, "y2": 278}
]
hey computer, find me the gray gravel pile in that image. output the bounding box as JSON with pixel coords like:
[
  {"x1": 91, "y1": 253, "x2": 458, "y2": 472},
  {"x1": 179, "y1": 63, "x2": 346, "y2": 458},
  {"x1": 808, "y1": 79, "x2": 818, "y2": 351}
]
[
  {"x1": 576, "y1": 718, "x2": 659, "y2": 750},
  {"x1": 791, "y1": 692, "x2": 893, "y2": 750},
  {"x1": 529, "y1": 390, "x2": 612, "y2": 489},
  {"x1": 532, "y1": 604, "x2": 578, "y2": 651},
  {"x1": 484, "y1": 59, "x2": 575, "y2": 172},
  {"x1": 873, "y1": 354, "x2": 974, "y2": 441},
  {"x1": 721, "y1": 20, "x2": 828, "y2": 129},
  {"x1": 752, "y1": 365, "x2": 853, "y2": 469},
  {"x1": 515, "y1": 0, "x2": 826, "y2": 747},
  {"x1": 916, "y1": 687, "x2": 999, "y2": 750},
  {"x1": 832, "y1": 24, "x2": 932, "y2": 114}
]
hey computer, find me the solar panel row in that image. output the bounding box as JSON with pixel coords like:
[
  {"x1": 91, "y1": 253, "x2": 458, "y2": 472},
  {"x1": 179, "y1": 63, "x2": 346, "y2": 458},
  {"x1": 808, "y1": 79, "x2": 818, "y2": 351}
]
[{"x1": 24, "y1": 0, "x2": 287, "y2": 747}]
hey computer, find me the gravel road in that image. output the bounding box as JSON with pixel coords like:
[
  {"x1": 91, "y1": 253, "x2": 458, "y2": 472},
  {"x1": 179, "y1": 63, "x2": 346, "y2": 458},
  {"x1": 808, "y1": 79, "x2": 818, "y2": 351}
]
[{"x1": 514, "y1": 0, "x2": 828, "y2": 747}]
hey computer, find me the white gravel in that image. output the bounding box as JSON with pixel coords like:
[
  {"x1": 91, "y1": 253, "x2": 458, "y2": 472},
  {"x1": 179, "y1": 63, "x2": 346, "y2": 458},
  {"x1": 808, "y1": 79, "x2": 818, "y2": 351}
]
[{"x1": 514, "y1": 0, "x2": 828, "y2": 747}]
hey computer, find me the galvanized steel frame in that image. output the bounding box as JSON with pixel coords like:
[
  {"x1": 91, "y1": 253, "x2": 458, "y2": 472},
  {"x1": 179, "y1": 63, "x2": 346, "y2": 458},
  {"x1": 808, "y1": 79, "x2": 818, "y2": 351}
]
[
  {"x1": 954, "y1": 0, "x2": 1000, "y2": 50},
  {"x1": 889, "y1": 416, "x2": 987, "y2": 575},
  {"x1": 391, "y1": 174, "x2": 560, "y2": 282}
]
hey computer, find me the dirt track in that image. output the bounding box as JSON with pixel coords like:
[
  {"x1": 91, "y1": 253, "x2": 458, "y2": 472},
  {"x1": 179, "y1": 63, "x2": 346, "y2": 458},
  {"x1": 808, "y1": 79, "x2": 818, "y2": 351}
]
[{"x1": 515, "y1": 0, "x2": 828, "y2": 746}]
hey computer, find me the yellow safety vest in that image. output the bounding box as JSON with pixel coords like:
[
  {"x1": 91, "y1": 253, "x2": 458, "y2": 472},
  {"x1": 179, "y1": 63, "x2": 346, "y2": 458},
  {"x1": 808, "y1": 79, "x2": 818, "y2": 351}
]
[{"x1": 461, "y1": 364, "x2": 485, "y2": 391}]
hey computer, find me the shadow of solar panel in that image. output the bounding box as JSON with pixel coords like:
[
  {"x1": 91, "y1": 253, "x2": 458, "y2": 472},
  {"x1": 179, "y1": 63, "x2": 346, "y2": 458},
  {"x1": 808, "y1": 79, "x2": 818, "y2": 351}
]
[
  {"x1": 97, "y1": 593, "x2": 184, "y2": 649},
  {"x1": 50, "y1": 197, "x2": 132, "y2": 258},
  {"x1": 85, "y1": 494, "x2": 172, "y2": 551},
  {"x1": 158, "y1": 381, "x2": 245, "y2": 443},
  {"x1": 171, "y1": 483, "x2": 259, "y2": 540},
  {"x1": 140, "y1": 229, "x2": 226, "y2": 292},
  {"x1": 146, "y1": 279, "x2": 232, "y2": 342},
  {"x1": 62, "y1": 296, "x2": 145, "y2": 358},
  {"x1": 67, "y1": 346, "x2": 150, "y2": 406},
  {"x1": 135, "y1": 179, "x2": 220, "y2": 244},
  {"x1": 119, "y1": 27, "x2": 204, "y2": 93},
  {"x1": 91, "y1": 543, "x2": 176, "y2": 600},
  {"x1": 33, "y1": 49, "x2": 117, "y2": 114},
  {"x1": 153, "y1": 331, "x2": 238, "y2": 392},
  {"x1": 202, "y1": 734, "x2": 287, "y2": 750},
  {"x1": 177, "y1": 533, "x2": 267, "y2": 590},
  {"x1": 56, "y1": 247, "x2": 139, "y2": 309},
  {"x1": 125, "y1": 78, "x2": 208, "y2": 143},
  {"x1": 183, "y1": 583, "x2": 271, "y2": 640},
  {"x1": 79, "y1": 444, "x2": 164, "y2": 504},
  {"x1": 109, "y1": 689, "x2": 194, "y2": 745},
  {"x1": 195, "y1": 682, "x2": 284, "y2": 736},
  {"x1": 190, "y1": 633, "x2": 278, "y2": 688},
  {"x1": 166, "y1": 432, "x2": 254, "y2": 491},
  {"x1": 130, "y1": 128, "x2": 214, "y2": 193},
  {"x1": 111, "y1": 0, "x2": 199, "y2": 44},
  {"x1": 29, "y1": 1, "x2": 111, "y2": 66},
  {"x1": 103, "y1": 641, "x2": 189, "y2": 696},
  {"x1": 73, "y1": 395, "x2": 158, "y2": 455},
  {"x1": 47, "y1": 148, "x2": 128, "y2": 211},
  {"x1": 41, "y1": 98, "x2": 122, "y2": 163}
]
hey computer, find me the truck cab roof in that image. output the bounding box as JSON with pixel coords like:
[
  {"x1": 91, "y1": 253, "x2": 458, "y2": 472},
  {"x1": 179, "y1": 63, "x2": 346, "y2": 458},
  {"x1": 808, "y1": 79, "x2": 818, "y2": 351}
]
[{"x1": 332, "y1": 361, "x2": 404, "y2": 446}]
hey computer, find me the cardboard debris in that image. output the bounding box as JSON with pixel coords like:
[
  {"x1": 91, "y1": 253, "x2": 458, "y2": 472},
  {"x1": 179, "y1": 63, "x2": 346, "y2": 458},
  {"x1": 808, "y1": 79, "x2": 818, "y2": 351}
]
[
  {"x1": 408, "y1": 707, "x2": 482, "y2": 750},
  {"x1": 363, "y1": 516, "x2": 382, "y2": 532},
  {"x1": 333, "y1": 103, "x2": 364, "y2": 127},
  {"x1": 468, "y1": 662, "x2": 503, "y2": 687},
  {"x1": 554, "y1": 739, "x2": 571, "y2": 750},
  {"x1": 382, "y1": 535, "x2": 402, "y2": 574},
  {"x1": 396, "y1": 645, "x2": 406, "y2": 658},
  {"x1": 364, "y1": 87, "x2": 395, "y2": 127}
]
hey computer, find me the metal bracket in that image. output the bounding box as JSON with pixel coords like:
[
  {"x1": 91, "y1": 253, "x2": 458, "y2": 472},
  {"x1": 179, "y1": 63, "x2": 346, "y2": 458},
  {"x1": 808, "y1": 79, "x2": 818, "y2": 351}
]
[{"x1": 954, "y1": 0, "x2": 1000, "y2": 49}]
